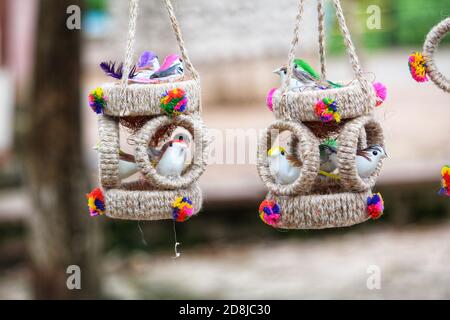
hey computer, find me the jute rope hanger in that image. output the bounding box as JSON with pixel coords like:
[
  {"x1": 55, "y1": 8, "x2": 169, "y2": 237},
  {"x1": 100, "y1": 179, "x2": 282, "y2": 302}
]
[
  {"x1": 121, "y1": 0, "x2": 200, "y2": 89},
  {"x1": 422, "y1": 17, "x2": 450, "y2": 93},
  {"x1": 283, "y1": 0, "x2": 369, "y2": 95}
]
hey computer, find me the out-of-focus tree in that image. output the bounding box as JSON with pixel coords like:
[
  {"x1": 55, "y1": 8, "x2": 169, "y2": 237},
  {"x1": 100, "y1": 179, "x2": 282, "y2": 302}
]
[{"x1": 23, "y1": 0, "x2": 101, "y2": 299}]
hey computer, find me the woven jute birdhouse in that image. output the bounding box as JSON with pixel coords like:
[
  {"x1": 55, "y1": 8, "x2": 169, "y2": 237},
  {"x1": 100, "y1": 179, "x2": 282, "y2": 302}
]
[
  {"x1": 257, "y1": 0, "x2": 386, "y2": 229},
  {"x1": 92, "y1": 0, "x2": 208, "y2": 221}
]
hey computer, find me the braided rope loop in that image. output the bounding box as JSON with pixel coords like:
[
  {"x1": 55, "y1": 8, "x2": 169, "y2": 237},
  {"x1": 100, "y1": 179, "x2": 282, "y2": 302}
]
[{"x1": 423, "y1": 17, "x2": 450, "y2": 93}]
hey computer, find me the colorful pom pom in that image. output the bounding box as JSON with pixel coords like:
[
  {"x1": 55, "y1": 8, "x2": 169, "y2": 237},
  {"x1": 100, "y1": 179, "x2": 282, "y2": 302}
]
[
  {"x1": 438, "y1": 165, "x2": 450, "y2": 197},
  {"x1": 88, "y1": 87, "x2": 106, "y2": 114},
  {"x1": 86, "y1": 187, "x2": 105, "y2": 217},
  {"x1": 172, "y1": 196, "x2": 194, "y2": 222},
  {"x1": 266, "y1": 87, "x2": 277, "y2": 111},
  {"x1": 314, "y1": 98, "x2": 341, "y2": 123},
  {"x1": 367, "y1": 193, "x2": 384, "y2": 220},
  {"x1": 258, "y1": 199, "x2": 281, "y2": 226},
  {"x1": 408, "y1": 52, "x2": 428, "y2": 82},
  {"x1": 160, "y1": 88, "x2": 188, "y2": 116},
  {"x1": 373, "y1": 82, "x2": 387, "y2": 107}
]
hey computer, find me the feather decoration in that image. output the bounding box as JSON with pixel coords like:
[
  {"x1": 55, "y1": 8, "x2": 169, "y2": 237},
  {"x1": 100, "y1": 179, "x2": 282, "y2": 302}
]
[{"x1": 99, "y1": 61, "x2": 137, "y2": 80}]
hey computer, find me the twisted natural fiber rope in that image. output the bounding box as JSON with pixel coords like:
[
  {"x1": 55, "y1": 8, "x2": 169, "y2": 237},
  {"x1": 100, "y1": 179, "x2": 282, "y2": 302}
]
[
  {"x1": 122, "y1": 0, "x2": 139, "y2": 86},
  {"x1": 163, "y1": 0, "x2": 200, "y2": 80},
  {"x1": 283, "y1": 0, "x2": 305, "y2": 93},
  {"x1": 257, "y1": 119, "x2": 320, "y2": 196},
  {"x1": 267, "y1": 190, "x2": 372, "y2": 229},
  {"x1": 98, "y1": 115, "x2": 120, "y2": 188},
  {"x1": 330, "y1": 0, "x2": 364, "y2": 81},
  {"x1": 317, "y1": 0, "x2": 327, "y2": 81},
  {"x1": 423, "y1": 17, "x2": 450, "y2": 93},
  {"x1": 133, "y1": 114, "x2": 209, "y2": 190},
  {"x1": 105, "y1": 180, "x2": 202, "y2": 220}
]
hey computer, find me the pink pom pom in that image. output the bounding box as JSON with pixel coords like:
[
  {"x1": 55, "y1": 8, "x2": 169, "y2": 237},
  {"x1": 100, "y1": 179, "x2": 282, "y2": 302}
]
[
  {"x1": 373, "y1": 82, "x2": 387, "y2": 107},
  {"x1": 266, "y1": 88, "x2": 277, "y2": 112}
]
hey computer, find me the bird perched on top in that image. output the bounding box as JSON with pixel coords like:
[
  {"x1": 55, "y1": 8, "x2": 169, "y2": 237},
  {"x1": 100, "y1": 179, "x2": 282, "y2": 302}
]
[
  {"x1": 132, "y1": 51, "x2": 160, "y2": 80},
  {"x1": 293, "y1": 59, "x2": 342, "y2": 89},
  {"x1": 267, "y1": 146, "x2": 301, "y2": 185},
  {"x1": 318, "y1": 143, "x2": 387, "y2": 179},
  {"x1": 100, "y1": 51, "x2": 184, "y2": 83},
  {"x1": 273, "y1": 58, "x2": 342, "y2": 92},
  {"x1": 150, "y1": 54, "x2": 184, "y2": 80}
]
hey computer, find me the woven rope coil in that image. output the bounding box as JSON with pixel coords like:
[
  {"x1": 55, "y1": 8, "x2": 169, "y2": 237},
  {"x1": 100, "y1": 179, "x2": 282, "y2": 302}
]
[
  {"x1": 102, "y1": 79, "x2": 201, "y2": 117},
  {"x1": 272, "y1": 81, "x2": 376, "y2": 122},
  {"x1": 337, "y1": 116, "x2": 384, "y2": 192},
  {"x1": 105, "y1": 180, "x2": 202, "y2": 220},
  {"x1": 98, "y1": 115, "x2": 120, "y2": 188},
  {"x1": 423, "y1": 17, "x2": 450, "y2": 93},
  {"x1": 133, "y1": 114, "x2": 209, "y2": 190},
  {"x1": 257, "y1": 120, "x2": 320, "y2": 196},
  {"x1": 267, "y1": 189, "x2": 372, "y2": 229}
]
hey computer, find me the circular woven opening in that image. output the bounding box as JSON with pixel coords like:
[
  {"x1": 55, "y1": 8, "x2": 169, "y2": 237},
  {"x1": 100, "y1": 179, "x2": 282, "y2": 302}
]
[
  {"x1": 271, "y1": 79, "x2": 376, "y2": 122},
  {"x1": 257, "y1": 120, "x2": 320, "y2": 196},
  {"x1": 266, "y1": 189, "x2": 372, "y2": 229},
  {"x1": 337, "y1": 116, "x2": 385, "y2": 192},
  {"x1": 133, "y1": 114, "x2": 208, "y2": 190},
  {"x1": 101, "y1": 79, "x2": 201, "y2": 116},
  {"x1": 104, "y1": 180, "x2": 202, "y2": 221},
  {"x1": 423, "y1": 17, "x2": 450, "y2": 93}
]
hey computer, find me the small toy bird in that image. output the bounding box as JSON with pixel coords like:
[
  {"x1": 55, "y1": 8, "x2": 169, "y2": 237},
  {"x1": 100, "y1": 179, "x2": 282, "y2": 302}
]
[
  {"x1": 355, "y1": 145, "x2": 387, "y2": 178},
  {"x1": 319, "y1": 140, "x2": 338, "y2": 173},
  {"x1": 318, "y1": 143, "x2": 387, "y2": 179},
  {"x1": 273, "y1": 66, "x2": 318, "y2": 92},
  {"x1": 273, "y1": 59, "x2": 343, "y2": 92},
  {"x1": 267, "y1": 146, "x2": 301, "y2": 185},
  {"x1": 133, "y1": 51, "x2": 160, "y2": 80},
  {"x1": 293, "y1": 59, "x2": 342, "y2": 89},
  {"x1": 151, "y1": 138, "x2": 189, "y2": 177},
  {"x1": 150, "y1": 54, "x2": 184, "y2": 80}
]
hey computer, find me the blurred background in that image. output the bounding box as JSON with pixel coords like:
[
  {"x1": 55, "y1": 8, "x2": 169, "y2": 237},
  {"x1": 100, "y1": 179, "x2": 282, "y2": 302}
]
[{"x1": 0, "y1": 0, "x2": 449, "y2": 299}]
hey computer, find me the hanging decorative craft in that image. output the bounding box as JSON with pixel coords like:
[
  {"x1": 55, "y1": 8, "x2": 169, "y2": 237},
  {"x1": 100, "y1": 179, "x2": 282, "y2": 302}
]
[
  {"x1": 87, "y1": 0, "x2": 208, "y2": 221},
  {"x1": 257, "y1": 0, "x2": 387, "y2": 229}
]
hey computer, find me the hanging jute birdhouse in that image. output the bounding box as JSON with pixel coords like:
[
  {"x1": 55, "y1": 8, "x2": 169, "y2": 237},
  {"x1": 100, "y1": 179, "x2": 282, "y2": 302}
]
[
  {"x1": 88, "y1": 0, "x2": 208, "y2": 221},
  {"x1": 257, "y1": 0, "x2": 387, "y2": 229}
]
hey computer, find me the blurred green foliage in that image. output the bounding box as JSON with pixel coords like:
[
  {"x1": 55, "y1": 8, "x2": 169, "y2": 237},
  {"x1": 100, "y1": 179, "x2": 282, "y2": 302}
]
[
  {"x1": 328, "y1": 0, "x2": 450, "y2": 53},
  {"x1": 86, "y1": 0, "x2": 107, "y2": 11}
]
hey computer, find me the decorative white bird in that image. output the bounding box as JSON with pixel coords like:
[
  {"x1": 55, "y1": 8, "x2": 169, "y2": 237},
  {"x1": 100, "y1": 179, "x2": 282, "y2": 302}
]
[
  {"x1": 133, "y1": 51, "x2": 160, "y2": 80},
  {"x1": 319, "y1": 144, "x2": 387, "y2": 179},
  {"x1": 273, "y1": 66, "x2": 303, "y2": 91},
  {"x1": 150, "y1": 54, "x2": 184, "y2": 80},
  {"x1": 95, "y1": 132, "x2": 191, "y2": 180},
  {"x1": 150, "y1": 138, "x2": 188, "y2": 177},
  {"x1": 355, "y1": 145, "x2": 387, "y2": 178},
  {"x1": 267, "y1": 146, "x2": 301, "y2": 185}
]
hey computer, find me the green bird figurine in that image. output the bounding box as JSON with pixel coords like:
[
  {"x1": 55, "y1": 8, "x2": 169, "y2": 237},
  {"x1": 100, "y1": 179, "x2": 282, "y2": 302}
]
[{"x1": 293, "y1": 59, "x2": 342, "y2": 89}]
